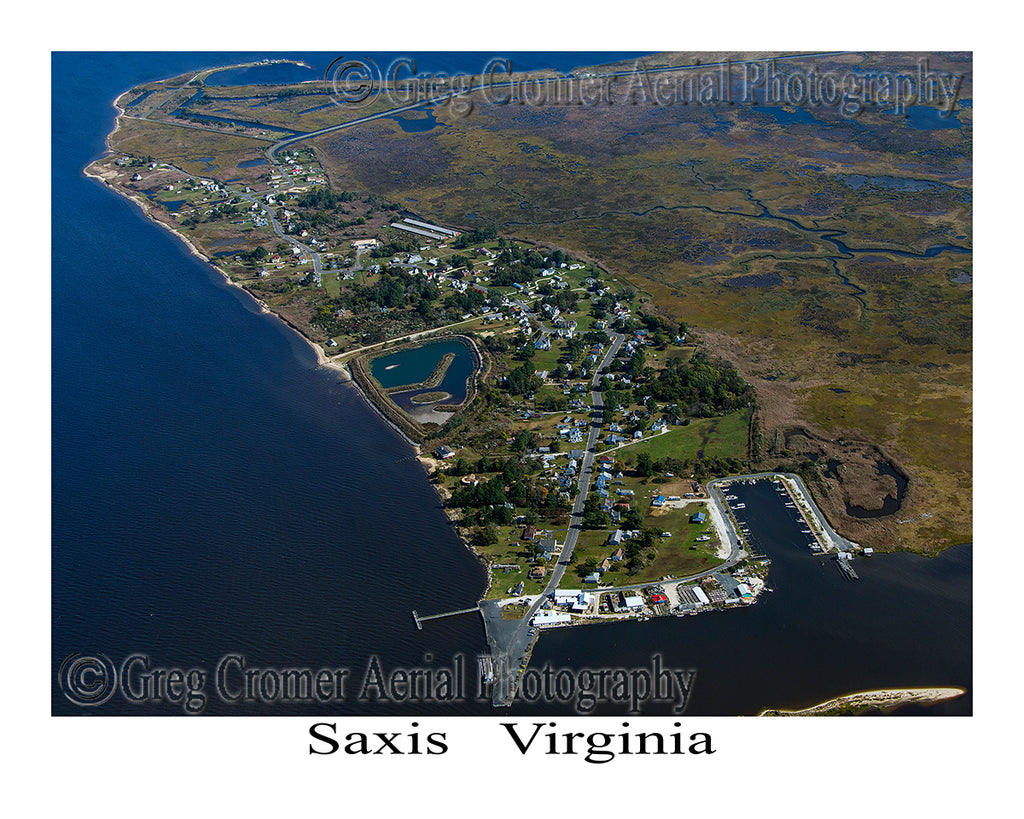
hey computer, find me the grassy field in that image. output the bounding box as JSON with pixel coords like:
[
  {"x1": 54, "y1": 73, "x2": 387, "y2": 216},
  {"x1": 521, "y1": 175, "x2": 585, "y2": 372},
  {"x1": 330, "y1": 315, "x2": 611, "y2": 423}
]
[
  {"x1": 641, "y1": 505, "x2": 721, "y2": 579},
  {"x1": 462, "y1": 475, "x2": 726, "y2": 597},
  {"x1": 608, "y1": 408, "x2": 751, "y2": 463},
  {"x1": 111, "y1": 118, "x2": 272, "y2": 182},
  {"x1": 563, "y1": 504, "x2": 723, "y2": 588}
]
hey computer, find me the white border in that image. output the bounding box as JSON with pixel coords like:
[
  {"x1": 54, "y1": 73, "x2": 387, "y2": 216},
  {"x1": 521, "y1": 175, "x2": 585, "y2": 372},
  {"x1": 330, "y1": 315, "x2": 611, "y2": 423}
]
[{"x1": 11, "y1": 0, "x2": 1012, "y2": 812}]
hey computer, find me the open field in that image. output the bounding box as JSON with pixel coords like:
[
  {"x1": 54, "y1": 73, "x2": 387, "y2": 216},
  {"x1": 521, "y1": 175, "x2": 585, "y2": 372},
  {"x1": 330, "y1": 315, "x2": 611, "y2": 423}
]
[
  {"x1": 609, "y1": 409, "x2": 751, "y2": 463},
  {"x1": 111, "y1": 118, "x2": 272, "y2": 181}
]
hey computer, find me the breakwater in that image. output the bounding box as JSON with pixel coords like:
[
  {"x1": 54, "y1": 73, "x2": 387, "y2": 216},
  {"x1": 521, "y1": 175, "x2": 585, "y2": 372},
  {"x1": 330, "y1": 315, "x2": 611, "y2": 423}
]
[
  {"x1": 382, "y1": 352, "x2": 457, "y2": 395},
  {"x1": 350, "y1": 335, "x2": 485, "y2": 443}
]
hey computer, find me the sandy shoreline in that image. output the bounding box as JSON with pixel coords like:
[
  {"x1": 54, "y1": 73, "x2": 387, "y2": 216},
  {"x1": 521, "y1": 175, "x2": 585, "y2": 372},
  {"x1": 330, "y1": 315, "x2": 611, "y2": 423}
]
[
  {"x1": 85, "y1": 164, "x2": 270, "y2": 300},
  {"x1": 90, "y1": 156, "x2": 483, "y2": 592},
  {"x1": 87, "y1": 153, "x2": 479, "y2": 593},
  {"x1": 705, "y1": 498, "x2": 736, "y2": 560},
  {"x1": 82, "y1": 160, "x2": 362, "y2": 383},
  {"x1": 758, "y1": 686, "x2": 966, "y2": 716}
]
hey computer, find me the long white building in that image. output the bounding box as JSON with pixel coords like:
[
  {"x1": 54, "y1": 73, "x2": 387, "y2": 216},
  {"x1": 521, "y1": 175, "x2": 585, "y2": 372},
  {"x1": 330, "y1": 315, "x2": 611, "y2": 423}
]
[
  {"x1": 533, "y1": 611, "x2": 571, "y2": 627},
  {"x1": 403, "y1": 218, "x2": 459, "y2": 237}
]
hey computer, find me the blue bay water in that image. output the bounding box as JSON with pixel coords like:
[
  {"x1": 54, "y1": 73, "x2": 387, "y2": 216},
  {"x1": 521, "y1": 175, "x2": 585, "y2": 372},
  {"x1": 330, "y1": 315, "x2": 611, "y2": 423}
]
[
  {"x1": 524, "y1": 481, "x2": 971, "y2": 716},
  {"x1": 53, "y1": 53, "x2": 489, "y2": 716},
  {"x1": 52, "y1": 53, "x2": 971, "y2": 716},
  {"x1": 204, "y1": 52, "x2": 653, "y2": 87}
]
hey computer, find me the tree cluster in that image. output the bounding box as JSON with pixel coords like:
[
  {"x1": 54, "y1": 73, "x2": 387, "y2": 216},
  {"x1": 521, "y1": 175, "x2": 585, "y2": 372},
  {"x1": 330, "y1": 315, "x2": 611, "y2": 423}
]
[
  {"x1": 447, "y1": 457, "x2": 569, "y2": 526},
  {"x1": 505, "y1": 360, "x2": 540, "y2": 396},
  {"x1": 452, "y1": 225, "x2": 499, "y2": 248},
  {"x1": 638, "y1": 350, "x2": 754, "y2": 416}
]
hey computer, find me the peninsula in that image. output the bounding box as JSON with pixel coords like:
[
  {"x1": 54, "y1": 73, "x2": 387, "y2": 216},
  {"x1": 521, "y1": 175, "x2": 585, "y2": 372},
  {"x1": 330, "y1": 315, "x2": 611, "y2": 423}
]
[
  {"x1": 758, "y1": 687, "x2": 966, "y2": 716},
  {"x1": 84, "y1": 52, "x2": 972, "y2": 711}
]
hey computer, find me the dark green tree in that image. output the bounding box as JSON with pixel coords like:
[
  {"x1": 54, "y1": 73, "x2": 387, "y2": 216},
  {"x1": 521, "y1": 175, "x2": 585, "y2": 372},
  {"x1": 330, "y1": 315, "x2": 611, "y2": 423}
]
[{"x1": 636, "y1": 452, "x2": 654, "y2": 478}]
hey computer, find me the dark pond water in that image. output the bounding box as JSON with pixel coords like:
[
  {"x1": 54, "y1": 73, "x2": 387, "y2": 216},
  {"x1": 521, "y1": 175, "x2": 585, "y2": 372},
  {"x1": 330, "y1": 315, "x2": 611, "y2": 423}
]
[
  {"x1": 371, "y1": 338, "x2": 477, "y2": 409},
  {"x1": 843, "y1": 174, "x2": 944, "y2": 192},
  {"x1": 386, "y1": 112, "x2": 445, "y2": 133},
  {"x1": 844, "y1": 460, "x2": 908, "y2": 519}
]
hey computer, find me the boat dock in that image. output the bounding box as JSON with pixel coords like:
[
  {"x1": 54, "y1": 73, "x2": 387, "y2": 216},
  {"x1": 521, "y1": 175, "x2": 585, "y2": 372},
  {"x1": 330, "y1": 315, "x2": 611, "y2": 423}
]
[
  {"x1": 412, "y1": 606, "x2": 481, "y2": 630},
  {"x1": 835, "y1": 556, "x2": 859, "y2": 580}
]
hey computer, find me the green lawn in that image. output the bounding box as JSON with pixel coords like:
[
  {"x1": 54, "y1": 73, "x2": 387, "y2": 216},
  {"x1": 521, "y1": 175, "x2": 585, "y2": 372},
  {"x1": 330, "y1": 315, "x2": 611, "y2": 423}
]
[
  {"x1": 608, "y1": 408, "x2": 750, "y2": 463},
  {"x1": 649, "y1": 344, "x2": 696, "y2": 370},
  {"x1": 562, "y1": 503, "x2": 723, "y2": 588},
  {"x1": 472, "y1": 519, "x2": 571, "y2": 599},
  {"x1": 639, "y1": 504, "x2": 722, "y2": 580},
  {"x1": 321, "y1": 272, "x2": 340, "y2": 298},
  {"x1": 529, "y1": 344, "x2": 567, "y2": 372}
]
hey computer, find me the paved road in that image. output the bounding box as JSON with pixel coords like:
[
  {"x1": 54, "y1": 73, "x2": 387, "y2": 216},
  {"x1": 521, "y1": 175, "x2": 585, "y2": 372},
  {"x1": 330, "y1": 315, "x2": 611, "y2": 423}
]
[
  {"x1": 221, "y1": 184, "x2": 326, "y2": 280},
  {"x1": 489, "y1": 470, "x2": 859, "y2": 701},
  {"x1": 262, "y1": 51, "x2": 852, "y2": 160},
  {"x1": 328, "y1": 315, "x2": 485, "y2": 364},
  {"x1": 488, "y1": 330, "x2": 623, "y2": 705},
  {"x1": 122, "y1": 53, "x2": 854, "y2": 165}
]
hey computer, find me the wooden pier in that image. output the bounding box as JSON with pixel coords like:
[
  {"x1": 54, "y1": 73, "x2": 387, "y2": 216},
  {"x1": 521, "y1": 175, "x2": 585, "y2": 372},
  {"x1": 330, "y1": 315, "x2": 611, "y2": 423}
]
[{"x1": 412, "y1": 606, "x2": 481, "y2": 630}]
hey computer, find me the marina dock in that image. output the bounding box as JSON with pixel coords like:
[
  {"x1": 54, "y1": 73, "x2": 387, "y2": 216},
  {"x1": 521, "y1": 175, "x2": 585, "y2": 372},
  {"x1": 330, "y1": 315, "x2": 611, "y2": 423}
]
[{"x1": 835, "y1": 556, "x2": 859, "y2": 580}]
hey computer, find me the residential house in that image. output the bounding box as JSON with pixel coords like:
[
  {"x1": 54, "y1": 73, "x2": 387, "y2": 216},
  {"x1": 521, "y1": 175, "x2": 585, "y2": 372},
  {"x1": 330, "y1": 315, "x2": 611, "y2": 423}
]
[{"x1": 536, "y1": 537, "x2": 559, "y2": 560}]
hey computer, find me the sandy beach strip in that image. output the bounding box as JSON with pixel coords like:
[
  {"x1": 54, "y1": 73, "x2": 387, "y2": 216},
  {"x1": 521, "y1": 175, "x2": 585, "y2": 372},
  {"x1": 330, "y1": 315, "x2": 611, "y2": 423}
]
[
  {"x1": 758, "y1": 686, "x2": 966, "y2": 716},
  {"x1": 81, "y1": 161, "x2": 364, "y2": 389},
  {"x1": 704, "y1": 498, "x2": 736, "y2": 560}
]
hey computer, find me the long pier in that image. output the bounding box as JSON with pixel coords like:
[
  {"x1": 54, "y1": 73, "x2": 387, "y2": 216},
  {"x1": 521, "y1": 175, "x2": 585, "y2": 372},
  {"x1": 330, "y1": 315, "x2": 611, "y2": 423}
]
[{"x1": 412, "y1": 607, "x2": 481, "y2": 630}]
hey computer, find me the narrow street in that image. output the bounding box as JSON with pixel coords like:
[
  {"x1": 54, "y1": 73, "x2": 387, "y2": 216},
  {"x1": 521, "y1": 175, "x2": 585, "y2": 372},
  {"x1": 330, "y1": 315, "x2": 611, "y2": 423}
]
[{"x1": 486, "y1": 330, "x2": 623, "y2": 705}]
